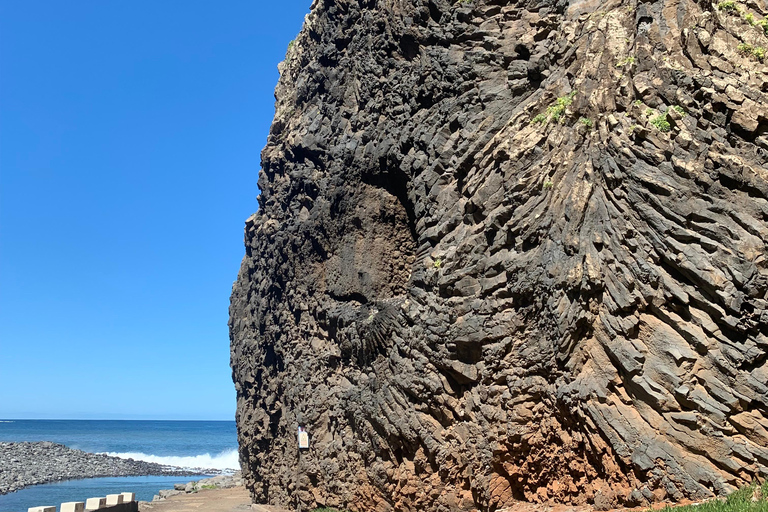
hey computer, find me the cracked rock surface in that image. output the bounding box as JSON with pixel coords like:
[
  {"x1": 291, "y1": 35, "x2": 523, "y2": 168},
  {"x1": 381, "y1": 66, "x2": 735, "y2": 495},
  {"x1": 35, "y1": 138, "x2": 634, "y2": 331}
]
[{"x1": 230, "y1": 0, "x2": 768, "y2": 510}]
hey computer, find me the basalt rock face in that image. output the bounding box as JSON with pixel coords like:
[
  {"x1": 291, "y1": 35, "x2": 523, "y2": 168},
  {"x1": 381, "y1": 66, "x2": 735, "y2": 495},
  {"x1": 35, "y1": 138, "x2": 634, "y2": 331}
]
[{"x1": 229, "y1": 0, "x2": 768, "y2": 510}]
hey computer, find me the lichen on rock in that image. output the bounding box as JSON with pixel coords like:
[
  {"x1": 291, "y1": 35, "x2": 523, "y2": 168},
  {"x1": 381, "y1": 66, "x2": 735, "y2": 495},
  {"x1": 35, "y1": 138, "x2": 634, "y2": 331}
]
[{"x1": 230, "y1": 0, "x2": 768, "y2": 510}]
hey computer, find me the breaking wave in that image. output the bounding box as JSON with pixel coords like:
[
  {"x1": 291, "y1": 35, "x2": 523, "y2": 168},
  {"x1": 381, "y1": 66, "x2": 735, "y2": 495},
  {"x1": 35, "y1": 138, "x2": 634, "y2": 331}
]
[{"x1": 107, "y1": 448, "x2": 239, "y2": 471}]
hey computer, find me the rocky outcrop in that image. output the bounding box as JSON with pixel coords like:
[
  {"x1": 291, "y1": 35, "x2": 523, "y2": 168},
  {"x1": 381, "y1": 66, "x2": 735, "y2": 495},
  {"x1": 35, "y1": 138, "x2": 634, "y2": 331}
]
[
  {"x1": 145, "y1": 472, "x2": 245, "y2": 504},
  {"x1": 229, "y1": 0, "x2": 768, "y2": 510}
]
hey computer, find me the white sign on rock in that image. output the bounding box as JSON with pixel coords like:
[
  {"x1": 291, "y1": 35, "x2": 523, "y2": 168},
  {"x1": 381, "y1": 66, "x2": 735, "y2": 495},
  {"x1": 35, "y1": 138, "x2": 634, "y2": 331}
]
[{"x1": 298, "y1": 427, "x2": 309, "y2": 449}]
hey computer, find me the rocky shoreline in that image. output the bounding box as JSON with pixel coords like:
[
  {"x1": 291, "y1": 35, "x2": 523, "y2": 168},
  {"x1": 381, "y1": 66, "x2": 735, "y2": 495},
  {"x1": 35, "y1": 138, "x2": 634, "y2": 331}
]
[
  {"x1": 0, "y1": 441, "x2": 202, "y2": 495},
  {"x1": 144, "y1": 472, "x2": 244, "y2": 504}
]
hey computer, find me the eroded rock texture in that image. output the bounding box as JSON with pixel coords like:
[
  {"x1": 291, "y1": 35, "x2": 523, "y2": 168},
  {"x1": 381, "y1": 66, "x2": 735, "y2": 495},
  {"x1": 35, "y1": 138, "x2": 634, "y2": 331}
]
[{"x1": 230, "y1": 0, "x2": 768, "y2": 509}]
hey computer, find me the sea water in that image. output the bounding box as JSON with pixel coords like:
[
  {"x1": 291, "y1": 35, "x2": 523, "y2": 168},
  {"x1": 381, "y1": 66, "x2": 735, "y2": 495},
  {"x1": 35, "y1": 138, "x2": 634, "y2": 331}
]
[{"x1": 0, "y1": 420, "x2": 239, "y2": 512}]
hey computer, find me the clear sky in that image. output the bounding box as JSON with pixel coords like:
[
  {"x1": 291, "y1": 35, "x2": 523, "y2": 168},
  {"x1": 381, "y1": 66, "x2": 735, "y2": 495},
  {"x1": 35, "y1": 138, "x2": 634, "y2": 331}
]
[{"x1": 0, "y1": 1, "x2": 312, "y2": 420}]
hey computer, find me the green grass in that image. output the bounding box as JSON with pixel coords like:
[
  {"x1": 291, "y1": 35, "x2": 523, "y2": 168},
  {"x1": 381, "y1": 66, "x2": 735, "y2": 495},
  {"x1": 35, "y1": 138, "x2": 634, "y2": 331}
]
[
  {"x1": 543, "y1": 179, "x2": 554, "y2": 189},
  {"x1": 530, "y1": 113, "x2": 548, "y2": 125},
  {"x1": 654, "y1": 483, "x2": 768, "y2": 512},
  {"x1": 579, "y1": 117, "x2": 593, "y2": 128}
]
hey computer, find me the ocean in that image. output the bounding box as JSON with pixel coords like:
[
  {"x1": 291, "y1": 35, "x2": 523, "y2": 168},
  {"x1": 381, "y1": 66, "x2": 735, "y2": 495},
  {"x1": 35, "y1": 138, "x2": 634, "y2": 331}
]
[{"x1": 0, "y1": 420, "x2": 239, "y2": 512}]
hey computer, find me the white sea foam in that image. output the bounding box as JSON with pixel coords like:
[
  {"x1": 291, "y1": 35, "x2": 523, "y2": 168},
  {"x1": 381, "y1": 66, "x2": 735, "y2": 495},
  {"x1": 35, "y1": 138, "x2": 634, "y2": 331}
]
[{"x1": 106, "y1": 448, "x2": 239, "y2": 471}]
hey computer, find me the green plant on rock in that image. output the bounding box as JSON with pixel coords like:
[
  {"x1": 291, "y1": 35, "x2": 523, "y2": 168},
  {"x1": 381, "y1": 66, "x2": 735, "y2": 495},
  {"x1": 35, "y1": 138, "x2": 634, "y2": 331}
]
[
  {"x1": 547, "y1": 91, "x2": 577, "y2": 123},
  {"x1": 758, "y1": 18, "x2": 768, "y2": 36},
  {"x1": 745, "y1": 12, "x2": 756, "y2": 24},
  {"x1": 616, "y1": 56, "x2": 636, "y2": 67},
  {"x1": 650, "y1": 114, "x2": 671, "y2": 132},
  {"x1": 433, "y1": 259, "x2": 443, "y2": 269},
  {"x1": 738, "y1": 42, "x2": 766, "y2": 61},
  {"x1": 672, "y1": 105, "x2": 687, "y2": 115},
  {"x1": 634, "y1": 99, "x2": 644, "y2": 106},
  {"x1": 579, "y1": 117, "x2": 593, "y2": 128},
  {"x1": 285, "y1": 39, "x2": 296, "y2": 62},
  {"x1": 717, "y1": 0, "x2": 739, "y2": 12},
  {"x1": 530, "y1": 91, "x2": 577, "y2": 125},
  {"x1": 543, "y1": 179, "x2": 554, "y2": 189}
]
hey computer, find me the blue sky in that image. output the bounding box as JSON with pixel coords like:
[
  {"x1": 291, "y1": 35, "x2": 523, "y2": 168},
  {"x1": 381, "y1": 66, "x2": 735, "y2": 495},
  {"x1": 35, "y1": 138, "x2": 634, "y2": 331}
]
[{"x1": 0, "y1": 1, "x2": 312, "y2": 420}]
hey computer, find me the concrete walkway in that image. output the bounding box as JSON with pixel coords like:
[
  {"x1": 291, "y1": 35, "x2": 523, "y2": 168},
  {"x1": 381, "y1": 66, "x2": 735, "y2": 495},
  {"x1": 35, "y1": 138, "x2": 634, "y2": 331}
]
[{"x1": 138, "y1": 487, "x2": 289, "y2": 512}]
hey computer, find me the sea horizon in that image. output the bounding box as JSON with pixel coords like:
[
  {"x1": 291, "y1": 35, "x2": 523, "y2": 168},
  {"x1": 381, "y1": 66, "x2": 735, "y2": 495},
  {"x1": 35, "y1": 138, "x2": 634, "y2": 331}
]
[{"x1": 0, "y1": 419, "x2": 238, "y2": 466}]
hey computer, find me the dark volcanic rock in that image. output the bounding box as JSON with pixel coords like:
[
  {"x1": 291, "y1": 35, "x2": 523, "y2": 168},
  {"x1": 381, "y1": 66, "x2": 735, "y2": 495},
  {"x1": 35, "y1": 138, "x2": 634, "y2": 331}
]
[{"x1": 230, "y1": 0, "x2": 768, "y2": 510}]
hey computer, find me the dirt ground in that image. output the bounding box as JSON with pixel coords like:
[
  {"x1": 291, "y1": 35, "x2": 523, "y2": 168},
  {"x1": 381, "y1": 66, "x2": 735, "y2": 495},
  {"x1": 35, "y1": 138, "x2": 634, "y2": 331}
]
[
  {"x1": 137, "y1": 487, "x2": 290, "y2": 512},
  {"x1": 136, "y1": 486, "x2": 695, "y2": 512}
]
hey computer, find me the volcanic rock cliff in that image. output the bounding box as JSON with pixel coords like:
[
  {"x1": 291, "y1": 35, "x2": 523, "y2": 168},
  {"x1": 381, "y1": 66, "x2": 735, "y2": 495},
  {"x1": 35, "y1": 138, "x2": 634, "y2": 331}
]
[{"x1": 229, "y1": 0, "x2": 768, "y2": 510}]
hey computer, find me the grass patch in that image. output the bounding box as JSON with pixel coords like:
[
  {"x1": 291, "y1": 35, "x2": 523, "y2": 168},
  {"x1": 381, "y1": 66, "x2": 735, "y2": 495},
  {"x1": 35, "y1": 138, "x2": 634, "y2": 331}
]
[
  {"x1": 579, "y1": 117, "x2": 593, "y2": 128},
  {"x1": 654, "y1": 483, "x2": 768, "y2": 512}
]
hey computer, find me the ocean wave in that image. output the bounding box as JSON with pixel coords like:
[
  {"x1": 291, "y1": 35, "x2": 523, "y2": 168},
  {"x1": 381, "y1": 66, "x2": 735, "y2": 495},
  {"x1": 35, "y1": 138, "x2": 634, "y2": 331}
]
[
  {"x1": 106, "y1": 448, "x2": 239, "y2": 471},
  {"x1": 0, "y1": 420, "x2": 15, "y2": 423}
]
